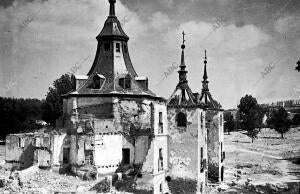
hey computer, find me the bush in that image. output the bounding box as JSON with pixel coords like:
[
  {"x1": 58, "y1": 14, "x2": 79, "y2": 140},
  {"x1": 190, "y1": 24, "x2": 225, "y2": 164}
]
[{"x1": 292, "y1": 114, "x2": 300, "y2": 125}]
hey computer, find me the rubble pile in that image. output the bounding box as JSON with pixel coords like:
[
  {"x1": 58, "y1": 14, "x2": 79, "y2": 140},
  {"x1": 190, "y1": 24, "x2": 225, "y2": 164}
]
[{"x1": 0, "y1": 166, "x2": 97, "y2": 193}]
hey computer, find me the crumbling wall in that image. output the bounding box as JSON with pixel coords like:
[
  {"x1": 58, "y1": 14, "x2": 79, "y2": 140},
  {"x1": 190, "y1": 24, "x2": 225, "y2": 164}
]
[
  {"x1": 5, "y1": 135, "x2": 35, "y2": 169},
  {"x1": 64, "y1": 96, "x2": 166, "y2": 176},
  {"x1": 167, "y1": 108, "x2": 206, "y2": 180},
  {"x1": 33, "y1": 134, "x2": 52, "y2": 168},
  {"x1": 206, "y1": 110, "x2": 221, "y2": 182},
  {"x1": 35, "y1": 150, "x2": 51, "y2": 167},
  {"x1": 117, "y1": 99, "x2": 152, "y2": 134}
]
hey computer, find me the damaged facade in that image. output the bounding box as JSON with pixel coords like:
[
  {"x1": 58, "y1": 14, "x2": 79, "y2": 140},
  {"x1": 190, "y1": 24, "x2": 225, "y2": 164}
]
[
  {"x1": 61, "y1": 0, "x2": 169, "y2": 192},
  {"x1": 5, "y1": 132, "x2": 68, "y2": 171},
  {"x1": 5, "y1": 0, "x2": 224, "y2": 193},
  {"x1": 6, "y1": 1, "x2": 169, "y2": 193}
]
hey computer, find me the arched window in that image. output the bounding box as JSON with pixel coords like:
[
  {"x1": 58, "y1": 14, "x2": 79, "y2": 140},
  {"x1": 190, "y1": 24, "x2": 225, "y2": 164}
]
[{"x1": 176, "y1": 112, "x2": 187, "y2": 127}]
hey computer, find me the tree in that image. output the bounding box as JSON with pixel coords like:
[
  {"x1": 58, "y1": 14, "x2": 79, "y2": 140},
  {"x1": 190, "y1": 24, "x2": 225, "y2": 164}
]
[
  {"x1": 292, "y1": 114, "x2": 300, "y2": 125},
  {"x1": 42, "y1": 74, "x2": 74, "y2": 125},
  {"x1": 0, "y1": 97, "x2": 43, "y2": 139},
  {"x1": 224, "y1": 113, "x2": 235, "y2": 135},
  {"x1": 296, "y1": 59, "x2": 300, "y2": 72},
  {"x1": 267, "y1": 107, "x2": 292, "y2": 138},
  {"x1": 237, "y1": 95, "x2": 264, "y2": 143}
]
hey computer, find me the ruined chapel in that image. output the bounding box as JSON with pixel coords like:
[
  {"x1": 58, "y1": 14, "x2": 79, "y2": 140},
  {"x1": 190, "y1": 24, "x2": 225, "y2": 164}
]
[{"x1": 5, "y1": 1, "x2": 224, "y2": 193}]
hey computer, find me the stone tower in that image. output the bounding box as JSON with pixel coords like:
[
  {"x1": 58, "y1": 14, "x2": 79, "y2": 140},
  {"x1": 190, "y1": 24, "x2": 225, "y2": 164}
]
[
  {"x1": 199, "y1": 51, "x2": 225, "y2": 183},
  {"x1": 167, "y1": 32, "x2": 208, "y2": 194}
]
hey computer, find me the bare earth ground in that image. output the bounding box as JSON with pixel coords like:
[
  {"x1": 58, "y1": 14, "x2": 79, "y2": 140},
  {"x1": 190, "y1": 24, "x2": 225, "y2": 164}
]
[
  {"x1": 1, "y1": 127, "x2": 300, "y2": 193},
  {"x1": 208, "y1": 127, "x2": 300, "y2": 194}
]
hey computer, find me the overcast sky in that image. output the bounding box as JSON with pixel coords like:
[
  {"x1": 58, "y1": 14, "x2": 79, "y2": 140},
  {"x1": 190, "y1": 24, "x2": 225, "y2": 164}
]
[{"x1": 0, "y1": 0, "x2": 299, "y2": 109}]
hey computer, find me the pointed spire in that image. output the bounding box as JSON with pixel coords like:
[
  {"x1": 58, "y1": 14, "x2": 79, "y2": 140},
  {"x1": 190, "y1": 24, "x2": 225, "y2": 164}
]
[
  {"x1": 178, "y1": 31, "x2": 187, "y2": 84},
  {"x1": 109, "y1": 0, "x2": 116, "y2": 17},
  {"x1": 167, "y1": 32, "x2": 198, "y2": 107},
  {"x1": 203, "y1": 49, "x2": 208, "y2": 80},
  {"x1": 199, "y1": 49, "x2": 220, "y2": 109}
]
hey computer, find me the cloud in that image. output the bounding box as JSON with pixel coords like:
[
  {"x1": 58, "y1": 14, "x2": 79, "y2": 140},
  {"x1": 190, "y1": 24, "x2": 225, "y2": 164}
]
[
  {"x1": 160, "y1": 0, "x2": 174, "y2": 8},
  {"x1": 274, "y1": 15, "x2": 300, "y2": 39},
  {"x1": 164, "y1": 20, "x2": 270, "y2": 54},
  {"x1": 0, "y1": 0, "x2": 298, "y2": 109},
  {"x1": 149, "y1": 12, "x2": 171, "y2": 31}
]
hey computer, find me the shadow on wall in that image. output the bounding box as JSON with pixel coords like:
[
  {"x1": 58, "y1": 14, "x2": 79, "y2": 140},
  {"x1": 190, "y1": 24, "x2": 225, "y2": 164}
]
[
  {"x1": 58, "y1": 135, "x2": 71, "y2": 174},
  {"x1": 19, "y1": 142, "x2": 34, "y2": 170}
]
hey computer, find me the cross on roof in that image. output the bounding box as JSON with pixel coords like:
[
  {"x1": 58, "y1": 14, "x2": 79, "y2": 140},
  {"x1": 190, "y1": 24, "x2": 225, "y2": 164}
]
[{"x1": 182, "y1": 31, "x2": 186, "y2": 44}]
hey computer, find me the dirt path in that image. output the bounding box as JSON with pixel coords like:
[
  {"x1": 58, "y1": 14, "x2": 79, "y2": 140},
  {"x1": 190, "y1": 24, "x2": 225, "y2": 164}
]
[
  {"x1": 232, "y1": 148, "x2": 283, "y2": 160},
  {"x1": 225, "y1": 132, "x2": 300, "y2": 186}
]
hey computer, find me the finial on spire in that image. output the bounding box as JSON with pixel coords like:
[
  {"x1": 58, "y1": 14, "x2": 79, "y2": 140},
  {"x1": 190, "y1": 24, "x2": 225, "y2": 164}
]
[
  {"x1": 181, "y1": 31, "x2": 186, "y2": 49},
  {"x1": 109, "y1": 0, "x2": 116, "y2": 16},
  {"x1": 203, "y1": 49, "x2": 208, "y2": 80},
  {"x1": 180, "y1": 31, "x2": 186, "y2": 67}
]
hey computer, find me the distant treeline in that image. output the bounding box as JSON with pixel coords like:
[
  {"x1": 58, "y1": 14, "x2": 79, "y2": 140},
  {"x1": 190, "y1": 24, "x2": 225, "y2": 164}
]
[
  {"x1": 0, "y1": 97, "x2": 44, "y2": 140},
  {"x1": 0, "y1": 74, "x2": 74, "y2": 140}
]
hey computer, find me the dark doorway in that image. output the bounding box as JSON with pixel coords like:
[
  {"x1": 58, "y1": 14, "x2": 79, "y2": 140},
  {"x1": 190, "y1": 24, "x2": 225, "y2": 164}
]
[
  {"x1": 221, "y1": 166, "x2": 224, "y2": 181},
  {"x1": 122, "y1": 148, "x2": 130, "y2": 165},
  {"x1": 63, "y1": 148, "x2": 70, "y2": 164}
]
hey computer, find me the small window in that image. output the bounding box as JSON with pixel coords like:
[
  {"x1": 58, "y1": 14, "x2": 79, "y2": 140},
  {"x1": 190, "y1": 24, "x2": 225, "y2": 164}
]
[
  {"x1": 159, "y1": 183, "x2": 163, "y2": 193},
  {"x1": 124, "y1": 76, "x2": 131, "y2": 89},
  {"x1": 104, "y1": 43, "x2": 110, "y2": 52},
  {"x1": 158, "y1": 112, "x2": 163, "y2": 134},
  {"x1": 116, "y1": 43, "x2": 120, "y2": 52},
  {"x1": 200, "y1": 147, "x2": 204, "y2": 172},
  {"x1": 200, "y1": 147, "x2": 203, "y2": 160},
  {"x1": 159, "y1": 148, "x2": 163, "y2": 160},
  {"x1": 87, "y1": 75, "x2": 102, "y2": 89},
  {"x1": 200, "y1": 112, "x2": 203, "y2": 129},
  {"x1": 220, "y1": 114, "x2": 223, "y2": 126},
  {"x1": 158, "y1": 148, "x2": 163, "y2": 171},
  {"x1": 119, "y1": 75, "x2": 131, "y2": 89},
  {"x1": 176, "y1": 112, "x2": 187, "y2": 127},
  {"x1": 200, "y1": 182, "x2": 203, "y2": 193},
  {"x1": 18, "y1": 138, "x2": 21, "y2": 148},
  {"x1": 221, "y1": 142, "x2": 223, "y2": 153},
  {"x1": 159, "y1": 112, "x2": 163, "y2": 123}
]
